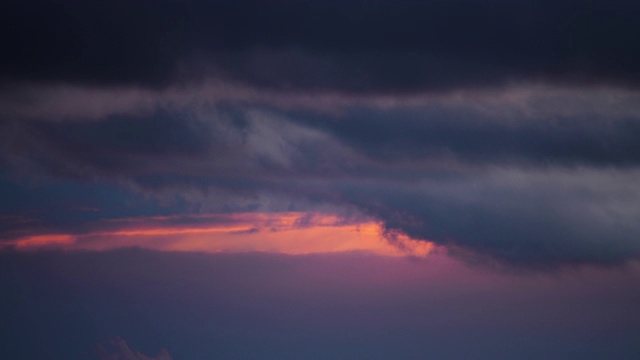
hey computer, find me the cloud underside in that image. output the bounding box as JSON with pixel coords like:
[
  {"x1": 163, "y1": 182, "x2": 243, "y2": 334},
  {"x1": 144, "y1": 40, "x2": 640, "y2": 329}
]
[{"x1": 1, "y1": 0, "x2": 640, "y2": 268}]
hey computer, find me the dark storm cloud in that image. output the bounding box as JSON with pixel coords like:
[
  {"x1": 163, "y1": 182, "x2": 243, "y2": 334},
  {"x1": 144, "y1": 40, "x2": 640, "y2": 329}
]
[
  {"x1": 2, "y1": 0, "x2": 640, "y2": 92},
  {"x1": 335, "y1": 169, "x2": 640, "y2": 267},
  {"x1": 292, "y1": 106, "x2": 640, "y2": 167},
  {"x1": 6, "y1": 100, "x2": 640, "y2": 185}
]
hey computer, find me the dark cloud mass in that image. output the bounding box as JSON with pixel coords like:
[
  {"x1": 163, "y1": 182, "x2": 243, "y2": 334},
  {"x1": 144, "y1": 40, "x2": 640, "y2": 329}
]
[
  {"x1": 338, "y1": 170, "x2": 640, "y2": 266},
  {"x1": 1, "y1": 0, "x2": 640, "y2": 268},
  {"x1": 2, "y1": 0, "x2": 640, "y2": 92},
  {"x1": 293, "y1": 106, "x2": 640, "y2": 166},
  {"x1": 3, "y1": 104, "x2": 640, "y2": 266}
]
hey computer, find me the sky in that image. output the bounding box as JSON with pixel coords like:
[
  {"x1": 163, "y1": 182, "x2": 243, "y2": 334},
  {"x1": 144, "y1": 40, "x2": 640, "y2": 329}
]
[{"x1": 1, "y1": 1, "x2": 640, "y2": 359}]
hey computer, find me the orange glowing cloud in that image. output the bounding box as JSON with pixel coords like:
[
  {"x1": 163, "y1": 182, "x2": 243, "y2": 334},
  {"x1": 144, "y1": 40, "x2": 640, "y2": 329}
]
[
  {"x1": 14, "y1": 234, "x2": 76, "y2": 249},
  {"x1": 7, "y1": 212, "x2": 435, "y2": 257}
]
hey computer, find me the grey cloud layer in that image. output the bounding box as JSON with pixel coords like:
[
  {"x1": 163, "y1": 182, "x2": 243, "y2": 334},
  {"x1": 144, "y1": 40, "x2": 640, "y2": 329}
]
[
  {"x1": 3, "y1": 96, "x2": 640, "y2": 266},
  {"x1": 339, "y1": 168, "x2": 640, "y2": 266}
]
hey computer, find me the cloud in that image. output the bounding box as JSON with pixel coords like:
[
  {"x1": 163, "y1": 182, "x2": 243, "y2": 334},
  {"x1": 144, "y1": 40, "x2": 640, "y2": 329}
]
[
  {"x1": 337, "y1": 168, "x2": 640, "y2": 267},
  {"x1": 96, "y1": 337, "x2": 172, "y2": 360},
  {"x1": 2, "y1": 1, "x2": 640, "y2": 269},
  {"x1": 2, "y1": 1, "x2": 640, "y2": 93},
  {"x1": 295, "y1": 101, "x2": 640, "y2": 167},
  {"x1": 5, "y1": 86, "x2": 640, "y2": 181},
  {"x1": 3, "y1": 212, "x2": 430, "y2": 257},
  {"x1": 2, "y1": 95, "x2": 640, "y2": 267},
  {"x1": 0, "y1": 106, "x2": 363, "y2": 186}
]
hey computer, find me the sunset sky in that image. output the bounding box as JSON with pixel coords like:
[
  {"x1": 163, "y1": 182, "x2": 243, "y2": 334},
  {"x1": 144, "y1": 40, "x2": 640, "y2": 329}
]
[{"x1": 1, "y1": 1, "x2": 640, "y2": 359}]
